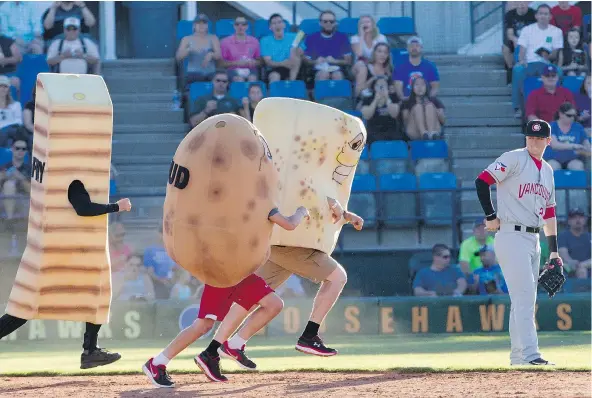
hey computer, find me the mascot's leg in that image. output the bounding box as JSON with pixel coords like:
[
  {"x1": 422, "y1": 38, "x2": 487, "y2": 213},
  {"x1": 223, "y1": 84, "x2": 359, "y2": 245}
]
[
  {"x1": 0, "y1": 313, "x2": 28, "y2": 339},
  {"x1": 80, "y1": 322, "x2": 121, "y2": 369}
]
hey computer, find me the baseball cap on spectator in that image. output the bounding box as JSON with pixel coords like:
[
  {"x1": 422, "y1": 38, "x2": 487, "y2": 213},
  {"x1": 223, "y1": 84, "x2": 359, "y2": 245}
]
[
  {"x1": 568, "y1": 208, "x2": 586, "y2": 217},
  {"x1": 407, "y1": 36, "x2": 423, "y2": 45},
  {"x1": 194, "y1": 14, "x2": 209, "y2": 23},
  {"x1": 0, "y1": 75, "x2": 10, "y2": 86},
  {"x1": 473, "y1": 218, "x2": 485, "y2": 228},
  {"x1": 542, "y1": 64, "x2": 558, "y2": 76},
  {"x1": 64, "y1": 17, "x2": 81, "y2": 29}
]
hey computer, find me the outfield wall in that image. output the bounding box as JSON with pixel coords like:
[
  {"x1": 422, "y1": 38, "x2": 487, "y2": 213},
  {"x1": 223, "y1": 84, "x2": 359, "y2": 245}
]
[{"x1": 1, "y1": 294, "x2": 589, "y2": 343}]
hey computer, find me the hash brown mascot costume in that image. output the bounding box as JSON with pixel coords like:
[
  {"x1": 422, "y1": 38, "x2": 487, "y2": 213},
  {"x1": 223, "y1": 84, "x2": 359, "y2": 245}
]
[
  {"x1": 0, "y1": 73, "x2": 131, "y2": 369},
  {"x1": 162, "y1": 113, "x2": 279, "y2": 288}
]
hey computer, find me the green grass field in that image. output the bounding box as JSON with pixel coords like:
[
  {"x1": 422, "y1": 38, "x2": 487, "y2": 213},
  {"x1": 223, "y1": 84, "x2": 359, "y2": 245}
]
[{"x1": 0, "y1": 331, "x2": 590, "y2": 376}]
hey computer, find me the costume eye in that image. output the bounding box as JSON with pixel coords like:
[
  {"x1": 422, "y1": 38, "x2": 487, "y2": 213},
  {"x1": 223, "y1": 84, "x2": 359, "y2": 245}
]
[{"x1": 349, "y1": 133, "x2": 365, "y2": 152}]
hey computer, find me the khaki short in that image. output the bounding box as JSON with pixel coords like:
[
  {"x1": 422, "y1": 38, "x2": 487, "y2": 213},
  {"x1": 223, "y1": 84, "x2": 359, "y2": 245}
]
[{"x1": 255, "y1": 246, "x2": 340, "y2": 289}]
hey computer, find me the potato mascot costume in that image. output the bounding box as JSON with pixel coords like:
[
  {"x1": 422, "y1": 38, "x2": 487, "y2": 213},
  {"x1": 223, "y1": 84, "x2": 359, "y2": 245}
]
[
  {"x1": 163, "y1": 113, "x2": 279, "y2": 288},
  {"x1": 253, "y1": 97, "x2": 366, "y2": 254}
]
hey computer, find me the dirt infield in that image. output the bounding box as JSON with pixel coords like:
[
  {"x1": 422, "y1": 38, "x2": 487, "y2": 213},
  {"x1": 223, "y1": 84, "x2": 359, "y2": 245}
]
[{"x1": 0, "y1": 371, "x2": 590, "y2": 398}]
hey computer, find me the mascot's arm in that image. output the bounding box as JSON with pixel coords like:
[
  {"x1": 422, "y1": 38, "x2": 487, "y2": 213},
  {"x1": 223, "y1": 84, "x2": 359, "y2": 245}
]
[
  {"x1": 67, "y1": 179, "x2": 120, "y2": 217},
  {"x1": 268, "y1": 207, "x2": 310, "y2": 231}
]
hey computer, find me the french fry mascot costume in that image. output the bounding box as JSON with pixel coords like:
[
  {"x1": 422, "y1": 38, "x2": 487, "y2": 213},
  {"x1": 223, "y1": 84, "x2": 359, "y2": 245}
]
[
  {"x1": 213, "y1": 98, "x2": 367, "y2": 371},
  {"x1": 0, "y1": 73, "x2": 131, "y2": 369}
]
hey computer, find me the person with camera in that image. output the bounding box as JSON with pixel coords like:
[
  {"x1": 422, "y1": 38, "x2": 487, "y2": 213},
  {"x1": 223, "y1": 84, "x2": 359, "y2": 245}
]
[
  {"x1": 360, "y1": 76, "x2": 401, "y2": 144},
  {"x1": 0, "y1": 138, "x2": 30, "y2": 222},
  {"x1": 473, "y1": 245, "x2": 508, "y2": 295},
  {"x1": 46, "y1": 17, "x2": 99, "y2": 74}
]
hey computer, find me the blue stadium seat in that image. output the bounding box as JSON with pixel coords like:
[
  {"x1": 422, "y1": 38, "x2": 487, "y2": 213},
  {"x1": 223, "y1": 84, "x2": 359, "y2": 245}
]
[
  {"x1": 391, "y1": 48, "x2": 409, "y2": 66},
  {"x1": 356, "y1": 147, "x2": 370, "y2": 174},
  {"x1": 513, "y1": 45, "x2": 520, "y2": 62},
  {"x1": 377, "y1": 17, "x2": 415, "y2": 35},
  {"x1": 554, "y1": 170, "x2": 587, "y2": 188},
  {"x1": 379, "y1": 172, "x2": 416, "y2": 191},
  {"x1": 360, "y1": 146, "x2": 369, "y2": 160},
  {"x1": 348, "y1": 192, "x2": 377, "y2": 227},
  {"x1": 0, "y1": 147, "x2": 11, "y2": 165},
  {"x1": 337, "y1": 17, "x2": 359, "y2": 35},
  {"x1": 176, "y1": 20, "x2": 213, "y2": 42},
  {"x1": 371, "y1": 141, "x2": 409, "y2": 175},
  {"x1": 410, "y1": 140, "x2": 448, "y2": 161},
  {"x1": 419, "y1": 172, "x2": 457, "y2": 226},
  {"x1": 379, "y1": 173, "x2": 417, "y2": 227},
  {"x1": 562, "y1": 75, "x2": 584, "y2": 94},
  {"x1": 215, "y1": 18, "x2": 251, "y2": 37},
  {"x1": 189, "y1": 82, "x2": 213, "y2": 102},
  {"x1": 229, "y1": 81, "x2": 267, "y2": 100},
  {"x1": 254, "y1": 18, "x2": 290, "y2": 38},
  {"x1": 351, "y1": 174, "x2": 377, "y2": 192},
  {"x1": 314, "y1": 80, "x2": 352, "y2": 111},
  {"x1": 523, "y1": 77, "x2": 542, "y2": 103},
  {"x1": 269, "y1": 80, "x2": 307, "y2": 99},
  {"x1": 345, "y1": 109, "x2": 364, "y2": 122},
  {"x1": 17, "y1": 54, "x2": 49, "y2": 106},
  {"x1": 299, "y1": 18, "x2": 320, "y2": 35}
]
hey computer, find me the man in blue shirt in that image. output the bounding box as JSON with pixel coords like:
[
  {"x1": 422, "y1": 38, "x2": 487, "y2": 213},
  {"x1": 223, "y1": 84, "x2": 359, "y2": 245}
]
[
  {"x1": 473, "y1": 245, "x2": 509, "y2": 295},
  {"x1": 559, "y1": 208, "x2": 591, "y2": 279},
  {"x1": 394, "y1": 36, "x2": 440, "y2": 100},
  {"x1": 143, "y1": 225, "x2": 179, "y2": 299},
  {"x1": 260, "y1": 13, "x2": 304, "y2": 82},
  {"x1": 413, "y1": 244, "x2": 467, "y2": 297}
]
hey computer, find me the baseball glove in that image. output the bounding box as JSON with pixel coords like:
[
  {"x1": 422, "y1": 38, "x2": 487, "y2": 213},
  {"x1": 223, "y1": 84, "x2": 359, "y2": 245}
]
[{"x1": 538, "y1": 258, "x2": 566, "y2": 298}]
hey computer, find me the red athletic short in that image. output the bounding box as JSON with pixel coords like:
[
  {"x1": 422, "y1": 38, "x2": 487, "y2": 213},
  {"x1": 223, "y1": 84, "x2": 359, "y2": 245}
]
[{"x1": 197, "y1": 274, "x2": 274, "y2": 321}]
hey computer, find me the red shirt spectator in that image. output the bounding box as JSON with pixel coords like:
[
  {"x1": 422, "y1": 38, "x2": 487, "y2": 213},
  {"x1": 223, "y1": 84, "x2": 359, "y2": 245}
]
[
  {"x1": 526, "y1": 64, "x2": 574, "y2": 122},
  {"x1": 551, "y1": 2, "x2": 583, "y2": 35}
]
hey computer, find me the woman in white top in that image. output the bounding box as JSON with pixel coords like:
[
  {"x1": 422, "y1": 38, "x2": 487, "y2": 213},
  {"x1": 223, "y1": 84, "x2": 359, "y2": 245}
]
[
  {"x1": 115, "y1": 254, "x2": 156, "y2": 301},
  {"x1": 0, "y1": 75, "x2": 23, "y2": 132},
  {"x1": 350, "y1": 15, "x2": 388, "y2": 82}
]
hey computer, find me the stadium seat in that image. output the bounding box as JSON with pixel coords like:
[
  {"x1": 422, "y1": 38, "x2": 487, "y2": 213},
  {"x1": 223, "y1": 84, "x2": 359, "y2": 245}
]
[
  {"x1": 215, "y1": 18, "x2": 251, "y2": 38},
  {"x1": 299, "y1": 18, "x2": 320, "y2": 35},
  {"x1": 410, "y1": 140, "x2": 448, "y2": 161},
  {"x1": 314, "y1": 80, "x2": 353, "y2": 111},
  {"x1": 229, "y1": 81, "x2": 267, "y2": 100},
  {"x1": 379, "y1": 173, "x2": 417, "y2": 227},
  {"x1": 254, "y1": 18, "x2": 290, "y2": 38},
  {"x1": 408, "y1": 250, "x2": 433, "y2": 282},
  {"x1": 17, "y1": 54, "x2": 49, "y2": 106},
  {"x1": 391, "y1": 48, "x2": 409, "y2": 66},
  {"x1": 346, "y1": 109, "x2": 363, "y2": 119},
  {"x1": 356, "y1": 146, "x2": 370, "y2": 174},
  {"x1": 553, "y1": 170, "x2": 589, "y2": 218},
  {"x1": 189, "y1": 82, "x2": 213, "y2": 102},
  {"x1": 0, "y1": 147, "x2": 11, "y2": 165},
  {"x1": 352, "y1": 174, "x2": 377, "y2": 192},
  {"x1": 419, "y1": 172, "x2": 457, "y2": 226},
  {"x1": 370, "y1": 140, "x2": 408, "y2": 174},
  {"x1": 523, "y1": 77, "x2": 543, "y2": 104},
  {"x1": 562, "y1": 75, "x2": 584, "y2": 94},
  {"x1": 377, "y1": 17, "x2": 415, "y2": 35},
  {"x1": 337, "y1": 17, "x2": 359, "y2": 35},
  {"x1": 348, "y1": 192, "x2": 377, "y2": 227},
  {"x1": 360, "y1": 146, "x2": 369, "y2": 160},
  {"x1": 269, "y1": 80, "x2": 307, "y2": 99}
]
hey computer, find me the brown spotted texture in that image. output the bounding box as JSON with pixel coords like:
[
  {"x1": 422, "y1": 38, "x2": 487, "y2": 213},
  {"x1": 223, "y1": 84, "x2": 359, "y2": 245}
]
[{"x1": 162, "y1": 114, "x2": 279, "y2": 288}]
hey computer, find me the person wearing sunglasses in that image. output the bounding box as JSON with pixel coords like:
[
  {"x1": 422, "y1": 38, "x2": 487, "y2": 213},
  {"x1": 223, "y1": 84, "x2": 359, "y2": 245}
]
[
  {"x1": 220, "y1": 16, "x2": 261, "y2": 82},
  {"x1": 46, "y1": 17, "x2": 100, "y2": 75},
  {"x1": 189, "y1": 70, "x2": 240, "y2": 127},
  {"x1": 544, "y1": 101, "x2": 590, "y2": 170},
  {"x1": 412, "y1": 244, "x2": 467, "y2": 297},
  {"x1": 0, "y1": 138, "x2": 30, "y2": 221}
]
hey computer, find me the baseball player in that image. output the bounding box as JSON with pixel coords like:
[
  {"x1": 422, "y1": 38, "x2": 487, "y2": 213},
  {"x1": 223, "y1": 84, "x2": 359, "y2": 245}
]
[{"x1": 474, "y1": 119, "x2": 563, "y2": 366}]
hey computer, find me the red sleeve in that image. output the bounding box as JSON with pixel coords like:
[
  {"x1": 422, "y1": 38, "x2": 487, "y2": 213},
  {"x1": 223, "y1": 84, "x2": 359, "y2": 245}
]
[
  {"x1": 478, "y1": 170, "x2": 495, "y2": 185},
  {"x1": 573, "y1": 7, "x2": 582, "y2": 27},
  {"x1": 525, "y1": 89, "x2": 537, "y2": 117},
  {"x1": 543, "y1": 206, "x2": 556, "y2": 220}
]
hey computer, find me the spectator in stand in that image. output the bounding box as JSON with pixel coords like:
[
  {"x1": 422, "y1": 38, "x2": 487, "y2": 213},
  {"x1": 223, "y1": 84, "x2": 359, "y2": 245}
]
[
  {"x1": 0, "y1": 138, "x2": 31, "y2": 222},
  {"x1": 169, "y1": 267, "x2": 193, "y2": 301},
  {"x1": 512, "y1": 4, "x2": 564, "y2": 118},
  {"x1": 109, "y1": 222, "x2": 134, "y2": 276},
  {"x1": 260, "y1": 13, "x2": 304, "y2": 83},
  {"x1": 361, "y1": 77, "x2": 401, "y2": 143},
  {"x1": 401, "y1": 76, "x2": 445, "y2": 141},
  {"x1": 23, "y1": 86, "x2": 35, "y2": 139},
  {"x1": 0, "y1": 75, "x2": 23, "y2": 146},
  {"x1": 303, "y1": 10, "x2": 352, "y2": 82},
  {"x1": 355, "y1": 42, "x2": 393, "y2": 98},
  {"x1": 574, "y1": 74, "x2": 591, "y2": 133},
  {"x1": 413, "y1": 244, "x2": 467, "y2": 297},
  {"x1": 115, "y1": 254, "x2": 156, "y2": 302},
  {"x1": 0, "y1": 1, "x2": 44, "y2": 55},
  {"x1": 502, "y1": 2, "x2": 536, "y2": 84},
  {"x1": 0, "y1": 26, "x2": 23, "y2": 94},
  {"x1": 42, "y1": 1, "x2": 96, "y2": 44},
  {"x1": 350, "y1": 15, "x2": 387, "y2": 81},
  {"x1": 189, "y1": 70, "x2": 240, "y2": 127},
  {"x1": 551, "y1": 1, "x2": 583, "y2": 36},
  {"x1": 544, "y1": 102, "x2": 589, "y2": 170},
  {"x1": 143, "y1": 225, "x2": 178, "y2": 300},
  {"x1": 394, "y1": 36, "x2": 440, "y2": 101},
  {"x1": 558, "y1": 28, "x2": 589, "y2": 76},
  {"x1": 176, "y1": 14, "x2": 221, "y2": 87},
  {"x1": 559, "y1": 208, "x2": 591, "y2": 279},
  {"x1": 220, "y1": 16, "x2": 260, "y2": 83},
  {"x1": 275, "y1": 275, "x2": 307, "y2": 298},
  {"x1": 473, "y1": 245, "x2": 508, "y2": 296},
  {"x1": 525, "y1": 64, "x2": 574, "y2": 122},
  {"x1": 458, "y1": 218, "x2": 495, "y2": 275},
  {"x1": 46, "y1": 17, "x2": 100, "y2": 75},
  {"x1": 239, "y1": 82, "x2": 264, "y2": 122}
]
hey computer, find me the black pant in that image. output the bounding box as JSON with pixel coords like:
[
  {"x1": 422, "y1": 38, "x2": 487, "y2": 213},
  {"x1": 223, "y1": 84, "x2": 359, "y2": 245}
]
[{"x1": 0, "y1": 313, "x2": 102, "y2": 352}]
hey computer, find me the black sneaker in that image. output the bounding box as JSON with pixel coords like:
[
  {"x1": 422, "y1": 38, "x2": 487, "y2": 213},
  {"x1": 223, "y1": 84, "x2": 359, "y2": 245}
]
[
  {"x1": 295, "y1": 335, "x2": 337, "y2": 357},
  {"x1": 142, "y1": 358, "x2": 175, "y2": 388},
  {"x1": 218, "y1": 341, "x2": 257, "y2": 370},
  {"x1": 80, "y1": 347, "x2": 121, "y2": 369},
  {"x1": 529, "y1": 357, "x2": 555, "y2": 366},
  {"x1": 194, "y1": 351, "x2": 228, "y2": 382}
]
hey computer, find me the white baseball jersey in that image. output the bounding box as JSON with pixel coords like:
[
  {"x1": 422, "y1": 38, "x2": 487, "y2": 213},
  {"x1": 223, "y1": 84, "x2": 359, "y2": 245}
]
[{"x1": 486, "y1": 148, "x2": 555, "y2": 228}]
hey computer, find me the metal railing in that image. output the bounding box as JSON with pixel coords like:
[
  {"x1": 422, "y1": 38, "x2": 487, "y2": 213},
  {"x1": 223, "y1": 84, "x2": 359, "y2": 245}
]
[{"x1": 469, "y1": 1, "x2": 505, "y2": 44}]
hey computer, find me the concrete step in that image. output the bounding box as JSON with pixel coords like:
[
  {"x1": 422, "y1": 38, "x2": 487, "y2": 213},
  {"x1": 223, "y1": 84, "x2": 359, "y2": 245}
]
[
  {"x1": 117, "y1": 169, "x2": 169, "y2": 187},
  {"x1": 116, "y1": 102, "x2": 181, "y2": 112},
  {"x1": 446, "y1": 132, "x2": 524, "y2": 149},
  {"x1": 116, "y1": 163, "x2": 170, "y2": 172},
  {"x1": 438, "y1": 86, "x2": 511, "y2": 97},
  {"x1": 112, "y1": 154, "x2": 174, "y2": 165},
  {"x1": 116, "y1": 185, "x2": 167, "y2": 196},
  {"x1": 445, "y1": 126, "x2": 520, "y2": 136},
  {"x1": 445, "y1": 102, "x2": 514, "y2": 118},
  {"x1": 439, "y1": 70, "x2": 505, "y2": 89},
  {"x1": 453, "y1": 157, "x2": 496, "y2": 169},
  {"x1": 447, "y1": 117, "x2": 520, "y2": 127},
  {"x1": 102, "y1": 58, "x2": 175, "y2": 71},
  {"x1": 114, "y1": 109, "x2": 184, "y2": 125},
  {"x1": 453, "y1": 166, "x2": 485, "y2": 183},
  {"x1": 452, "y1": 148, "x2": 508, "y2": 158},
  {"x1": 427, "y1": 55, "x2": 504, "y2": 67},
  {"x1": 111, "y1": 93, "x2": 176, "y2": 104},
  {"x1": 113, "y1": 132, "x2": 184, "y2": 142},
  {"x1": 105, "y1": 76, "x2": 177, "y2": 94},
  {"x1": 443, "y1": 97, "x2": 511, "y2": 104},
  {"x1": 112, "y1": 140, "x2": 180, "y2": 156},
  {"x1": 115, "y1": 123, "x2": 189, "y2": 134},
  {"x1": 102, "y1": 70, "x2": 175, "y2": 79}
]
